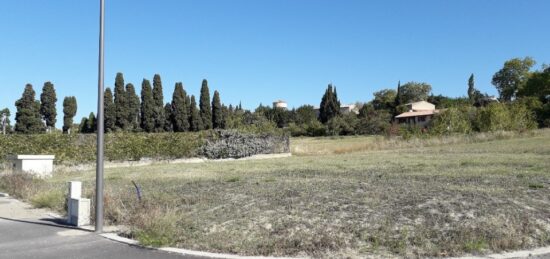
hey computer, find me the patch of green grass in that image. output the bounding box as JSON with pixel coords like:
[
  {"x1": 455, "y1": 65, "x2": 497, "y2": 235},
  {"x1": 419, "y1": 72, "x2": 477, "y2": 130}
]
[
  {"x1": 463, "y1": 239, "x2": 488, "y2": 253},
  {"x1": 528, "y1": 182, "x2": 544, "y2": 189},
  {"x1": 226, "y1": 176, "x2": 240, "y2": 182},
  {"x1": 30, "y1": 189, "x2": 65, "y2": 211}
]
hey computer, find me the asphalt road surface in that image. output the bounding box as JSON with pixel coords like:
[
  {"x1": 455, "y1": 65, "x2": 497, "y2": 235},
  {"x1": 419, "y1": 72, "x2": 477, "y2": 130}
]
[
  {"x1": 0, "y1": 217, "x2": 208, "y2": 259},
  {"x1": 0, "y1": 195, "x2": 205, "y2": 259}
]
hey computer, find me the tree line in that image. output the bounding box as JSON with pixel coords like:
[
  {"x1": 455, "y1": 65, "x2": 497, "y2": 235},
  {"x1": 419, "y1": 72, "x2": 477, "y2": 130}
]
[
  {"x1": 252, "y1": 57, "x2": 549, "y2": 136},
  {"x1": 2, "y1": 56, "x2": 548, "y2": 136}
]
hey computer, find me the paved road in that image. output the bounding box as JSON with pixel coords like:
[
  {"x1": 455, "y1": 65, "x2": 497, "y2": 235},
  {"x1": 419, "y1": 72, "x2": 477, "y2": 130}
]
[{"x1": 0, "y1": 196, "x2": 204, "y2": 259}]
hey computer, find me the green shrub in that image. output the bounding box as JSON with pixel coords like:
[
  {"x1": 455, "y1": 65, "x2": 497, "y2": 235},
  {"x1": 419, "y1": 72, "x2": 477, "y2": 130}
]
[
  {"x1": 429, "y1": 107, "x2": 472, "y2": 135},
  {"x1": 474, "y1": 103, "x2": 512, "y2": 132}
]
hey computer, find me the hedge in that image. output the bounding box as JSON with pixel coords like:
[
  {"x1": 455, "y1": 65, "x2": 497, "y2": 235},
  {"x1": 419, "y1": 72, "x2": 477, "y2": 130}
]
[{"x1": 0, "y1": 130, "x2": 290, "y2": 166}]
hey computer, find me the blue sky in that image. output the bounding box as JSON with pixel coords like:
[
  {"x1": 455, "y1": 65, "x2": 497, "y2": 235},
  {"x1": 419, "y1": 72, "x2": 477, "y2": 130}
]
[{"x1": 0, "y1": 0, "x2": 548, "y2": 127}]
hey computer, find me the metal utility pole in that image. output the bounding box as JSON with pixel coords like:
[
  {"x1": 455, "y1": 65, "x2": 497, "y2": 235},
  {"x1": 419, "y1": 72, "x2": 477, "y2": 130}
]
[{"x1": 95, "y1": 0, "x2": 105, "y2": 233}]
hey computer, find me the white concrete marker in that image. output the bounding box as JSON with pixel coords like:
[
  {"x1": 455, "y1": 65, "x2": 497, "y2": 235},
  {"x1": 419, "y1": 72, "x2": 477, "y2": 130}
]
[{"x1": 67, "y1": 181, "x2": 91, "y2": 226}]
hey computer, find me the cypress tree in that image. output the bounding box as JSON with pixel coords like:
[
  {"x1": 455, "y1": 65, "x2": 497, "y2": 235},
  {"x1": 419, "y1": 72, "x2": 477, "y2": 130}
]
[
  {"x1": 140, "y1": 79, "x2": 155, "y2": 132},
  {"x1": 79, "y1": 117, "x2": 89, "y2": 133},
  {"x1": 199, "y1": 79, "x2": 212, "y2": 129},
  {"x1": 221, "y1": 104, "x2": 229, "y2": 129},
  {"x1": 15, "y1": 84, "x2": 45, "y2": 134},
  {"x1": 212, "y1": 90, "x2": 223, "y2": 129},
  {"x1": 152, "y1": 74, "x2": 165, "y2": 132},
  {"x1": 189, "y1": 95, "x2": 202, "y2": 131},
  {"x1": 319, "y1": 84, "x2": 340, "y2": 124},
  {"x1": 114, "y1": 73, "x2": 130, "y2": 130},
  {"x1": 62, "y1": 96, "x2": 77, "y2": 134},
  {"x1": 1, "y1": 108, "x2": 12, "y2": 134},
  {"x1": 126, "y1": 83, "x2": 140, "y2": 130},
  {"x1": 171, "y1": 82, "x2": 190, "y2": 132},
  {"x1": 468, "y1": 74, "x2": 475, "y2": 104},
  {"x1": 40, "y1": 81, "x2": 57, "y2": 132},
  {"x1": 163, "y1": 103, "x2": 173, "y2": 132},
  {"x1": 104, "y1": 88, "x2": 116, "y2": 132},
  {"x1": 87, "y1": 112, "x2": 97, "y2": 133}
]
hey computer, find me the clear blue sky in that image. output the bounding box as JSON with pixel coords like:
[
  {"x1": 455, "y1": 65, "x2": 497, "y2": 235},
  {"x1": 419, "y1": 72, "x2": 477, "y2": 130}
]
[{"x1": 1, "y1": 0, "x2": 548, "y2": 127}]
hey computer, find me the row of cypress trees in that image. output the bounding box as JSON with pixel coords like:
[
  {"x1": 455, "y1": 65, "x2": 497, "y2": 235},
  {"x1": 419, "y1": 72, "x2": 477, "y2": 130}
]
[
  {"x1": 81, "y1": 73, "x2": 226, "y2": 133},
  {"x1": 10, "y1": 83, "x2": 77, "y2": 134}
]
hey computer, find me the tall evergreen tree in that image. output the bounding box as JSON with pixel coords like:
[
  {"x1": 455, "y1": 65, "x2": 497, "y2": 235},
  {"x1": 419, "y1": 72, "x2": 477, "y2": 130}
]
[
  {"x1": 104, "y1": 88, "x2": 116, "y2": 132},
  {"x1": 87, "y1": 112, "x2": 97, "y2": 133},
  {"x1": 189, "y1": 95, "x2": 202, "y2": 131},
  {"x1": 1, "y1": 108, "x2": 12, "y2": 134},
  {"x1": 15, "y1": 84, "x2": 45, "y2": 134},
  {"x1": 40, "y1": 81, "x2": 57, "y2": 132},
  {"x1": 79, "y1": 117, "x2": 89, "y2": 133},
  {"x1": 126, "y1": 83, "x2": 140, "y2": 130},
  {"x1": 140, "y1": 79, "x2": 155, "y2": 132},
  {"x1": 199, "y1": 79, "x2": 212, "y2": 129},
  {"x1": 467, "y1": 74, "x2": 475, "y2": 103},
  {"x1": 212, "y1": 90, "x2": 223, "y2": 129},
  {"x1": 171, "y1": 82, "x2": 190, "y2": 132},
  {"x1": 319, "y1": 84, "x2": 341, "y2": 123},
  {"x1": 62, "y1": 96, "x2": 77, "y2": 134},
  {"x1": 163, "y1": 103, "x2": 173, "y2": 132},
  {"x1": 152, "y1": 74, "x2": 165, "y2": 131},
  {"x1": 114, "y1": 73, "x2": 130, "y2": 130}
]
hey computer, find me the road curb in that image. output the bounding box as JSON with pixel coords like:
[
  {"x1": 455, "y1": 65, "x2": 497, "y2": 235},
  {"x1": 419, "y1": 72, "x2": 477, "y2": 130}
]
[{"x1": 100, "y1": 232, "x2": 303, "y2": 259}]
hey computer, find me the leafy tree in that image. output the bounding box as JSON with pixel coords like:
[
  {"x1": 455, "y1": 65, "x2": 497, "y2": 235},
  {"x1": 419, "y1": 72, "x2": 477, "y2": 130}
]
[
  {"x1": 62, "y1": 96, "x2": 77, "y2": 134},
  {"x1": 397, "y1": 82, "x2": 432, "y2": 104},
  {"x1": 189, "y1": 95, "x2": 202, "y2": 131},
  {"x1": 429, "y1": 107, "x2": 472, "y2": 135},
  {"x1": 212, "y1": 90, "x2": 223, "y2": 129},
  {"x1": 104, "y1": 88, "x2": 116, "y2": 132},
  {"x1": 492, "y1": 57, "x2": 536, "y2": 102},
  {"x1": 294, "y1": 105, "x2": 317, "y2": 125},
  {"x1": 171, "y1": 82, "x2": 190, "y2": 132},
  {"x1": 357, "y1": 103, "x2": 391, "y2": 135},
  {"x1": 199, "y1": 79, "x2": 213, "y2": 129},
  {"x1": 326, "y1": 114, "x2": 358, "y2": 136},
  {"x1": 372, "y1": 89, "x2": 397, "y2": 111},
  {"x1": 126, "y1": 83, "x2": 141, "y2": 130},
  {"x1": 140, "y1": 79, "x2": 155, "y2": 132},
  {"x1": 114, "y1": 73, "x2": 130, "y2": 130},
  {"x1": 40, "y1": 81, "x2": 57, "y2": 131},
  {"x1": 319, "y1": 84, "x2": 341, "y2": 123},
  {"x1": 152, "y1": 74, "x2": 165, "y2": 131},
  {"x1": 519, "y1": 67, "x2": 550, "y2": 102},
  {"x1": 163, "y1": 103, "x2": 173, "y2": 132},
  {"x1": 427, "y1": 95, "x2": 470, "y2": 108},
  {"x1": 15, "y1": 84, "x2": 45, "y2": 134},
  {"x1": 1, "y1": 108, "x2": 12, "y2": 133}
]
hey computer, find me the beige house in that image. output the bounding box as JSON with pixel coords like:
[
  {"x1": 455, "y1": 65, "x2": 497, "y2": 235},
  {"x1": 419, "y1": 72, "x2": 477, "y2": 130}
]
[{"x1": 395, "y1": 101, "x2": 439, "y2": 127}]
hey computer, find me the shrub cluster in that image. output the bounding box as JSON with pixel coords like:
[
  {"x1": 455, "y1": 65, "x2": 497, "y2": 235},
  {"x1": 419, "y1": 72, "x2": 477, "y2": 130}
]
[
  {"x1": 428, "y1": 102, "x2": 537, "y2": 136},
  {"x1": 200, "y1": 130, "x2": 290, "y2": 159}
]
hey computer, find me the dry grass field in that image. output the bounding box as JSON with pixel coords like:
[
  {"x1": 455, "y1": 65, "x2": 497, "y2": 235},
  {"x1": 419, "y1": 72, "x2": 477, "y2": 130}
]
[{"x1": 2, "y1": 130, "x2": 550, "y2": 258}]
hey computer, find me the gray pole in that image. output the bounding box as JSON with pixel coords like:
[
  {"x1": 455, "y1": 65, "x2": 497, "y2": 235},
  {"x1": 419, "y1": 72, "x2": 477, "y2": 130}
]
[{"x1": 95, "y1": 0, "x2": 105, "y2": 233}]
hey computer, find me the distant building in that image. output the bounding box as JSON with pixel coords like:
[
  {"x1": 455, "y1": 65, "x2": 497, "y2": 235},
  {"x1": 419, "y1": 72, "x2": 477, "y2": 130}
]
[
  {"x1": 273, "y1": 100, "x2": 288, "y2": 109},
  {"x1": 395, "y1": 101, "x2": 440, "y2": 127},
  {"x1": 314, "y1": 104, "x2": 360, "y2": 117}
]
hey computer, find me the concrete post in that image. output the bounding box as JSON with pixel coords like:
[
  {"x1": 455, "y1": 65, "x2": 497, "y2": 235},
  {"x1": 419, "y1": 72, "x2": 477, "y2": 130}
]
[{"x1": 67, "y1": 181, "x2": 91, "y2": 227}]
